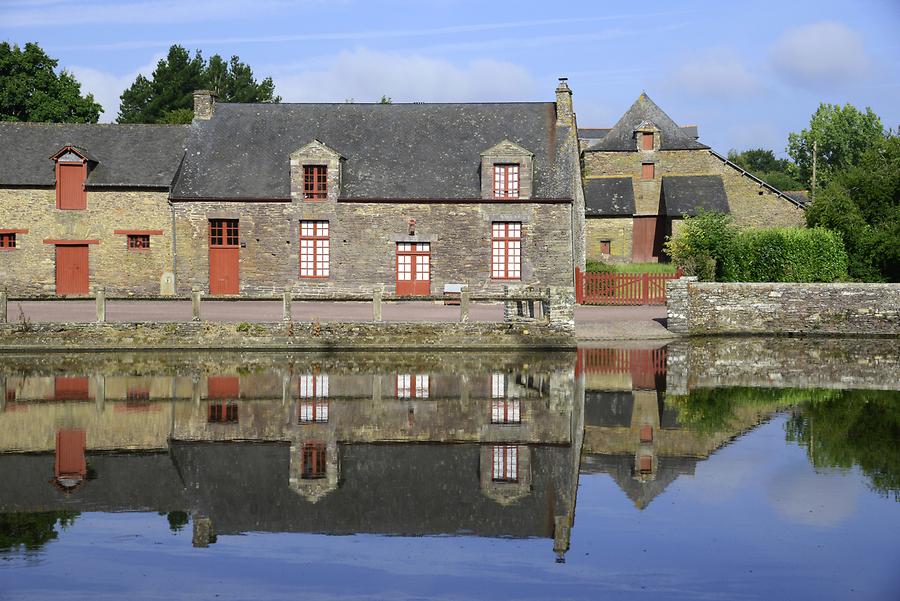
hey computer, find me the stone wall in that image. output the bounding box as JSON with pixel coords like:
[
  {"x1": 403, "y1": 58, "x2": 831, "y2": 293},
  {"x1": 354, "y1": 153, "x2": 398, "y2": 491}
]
[
  {"x1": 173, "y1": 200, "x2": 575, "y2": 295},
  {"x1": 0, "y1": 187, "x2": 174, "y2": 295},
  {"x1": 585, "y1": 217, "x2": 632, "y2": 262},
  {"x1": 666, "y1": 277, "x2": 900, "y2": 336},
  {"x1": 583, "y1": 149, "x2": 805, "y2": 227}
]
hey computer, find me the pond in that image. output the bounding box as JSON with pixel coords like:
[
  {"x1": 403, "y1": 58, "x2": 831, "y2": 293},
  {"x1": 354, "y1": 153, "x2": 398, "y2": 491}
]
[{"x1": 0, "y1": 341, "x2": 897, "y2": 600}]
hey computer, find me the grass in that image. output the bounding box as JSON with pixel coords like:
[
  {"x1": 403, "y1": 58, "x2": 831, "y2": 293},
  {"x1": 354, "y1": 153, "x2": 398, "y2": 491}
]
[{"x1": 585, "y1": 261, "x2": 679, "y2": 274}]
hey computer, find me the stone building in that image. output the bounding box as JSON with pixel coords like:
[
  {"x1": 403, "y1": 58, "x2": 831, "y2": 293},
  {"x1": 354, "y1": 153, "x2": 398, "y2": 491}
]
[
  {"x1": 0, "y1": 81, "x2": 583, "y2": 297},
  {"x1": 580, "y1": 93, "x2": 805, "y2": 263}
]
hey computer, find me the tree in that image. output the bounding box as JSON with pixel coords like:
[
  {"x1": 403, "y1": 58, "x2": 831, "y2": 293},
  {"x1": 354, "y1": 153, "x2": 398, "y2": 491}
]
[
  {"x1": 0, "y1": 42, "x2": 101, "y2": 123},
  {"x1": 788, "y1": 103, "x2": 884, "y2": 189},
  {"x1": 117, "y1": 45, "x2": 280, "y2": 124},
  {"x1": 727, "y1": 148, "x2": 803, "y2": 191},
  {"x1": 378, "y1": 95, "x2": 393, "y2": 104}
]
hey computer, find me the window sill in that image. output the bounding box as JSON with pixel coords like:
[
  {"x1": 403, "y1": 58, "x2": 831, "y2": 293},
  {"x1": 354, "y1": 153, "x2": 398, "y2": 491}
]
[
  {"x1": 299, "y1": 275, "x2": 330, "y2": 280},
  {"x1": 0, "y1": 248, "x2": 17, "y2": 252},
  {"x1": 491, "y1": 277, "x2": 522, "y2": 281}
]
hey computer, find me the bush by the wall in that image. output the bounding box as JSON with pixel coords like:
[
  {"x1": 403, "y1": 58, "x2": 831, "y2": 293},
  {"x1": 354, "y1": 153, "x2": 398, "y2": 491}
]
[
  {"x1": 663, "y1": 211, "x2": 737, "y2": 281},
  {"x1": 720, "y1": 227, "x2": 849, "y2": 282}
]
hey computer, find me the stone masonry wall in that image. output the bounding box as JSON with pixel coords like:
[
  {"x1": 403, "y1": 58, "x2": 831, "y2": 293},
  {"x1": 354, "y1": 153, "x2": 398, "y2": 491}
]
[
  {"x1": 585, "y1": 217, "x2": 632, "y2": 262},
  {"x1": 173, "y1": 200, "x2": 574, "y2": 295},
  {"x1": 0, "y1": 187, "x2": 173, "y2": 295},
  {"x1": 666, "y1": 277, "x2": 900, "y2": 336},
  {"x1": 583, "y1": 149, "x2": 805, "y2": 227}
]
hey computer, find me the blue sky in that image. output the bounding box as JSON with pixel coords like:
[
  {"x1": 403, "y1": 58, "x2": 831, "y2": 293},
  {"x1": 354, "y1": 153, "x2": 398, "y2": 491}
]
[{"x1": 2, "y1": 0, "x2": 899, "y2": 155}]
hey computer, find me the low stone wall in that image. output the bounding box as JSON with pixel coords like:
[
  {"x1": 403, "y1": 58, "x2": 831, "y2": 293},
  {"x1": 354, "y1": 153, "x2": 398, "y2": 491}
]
[
  {"x1": 667, "y1": 277, "x2": 900, "y2": 336},
  {"x1": 0, "y1": 321, "x2": 575, "y2": 352}
]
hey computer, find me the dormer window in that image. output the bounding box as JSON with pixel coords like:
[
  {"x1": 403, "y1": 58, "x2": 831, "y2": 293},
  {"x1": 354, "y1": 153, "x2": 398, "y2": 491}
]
[
  {"x1": 52, "y1": 148, "x2": 89, "y2": 210},
  {"x1": 303, "y1": 165, "x2": 328, "y2": 200},
  {"x1": 493, "y1": 164, "x2": 520, "y2": 199},
  {"x1": 641, "y1": 132, "x2": 654, "y2": 150}
]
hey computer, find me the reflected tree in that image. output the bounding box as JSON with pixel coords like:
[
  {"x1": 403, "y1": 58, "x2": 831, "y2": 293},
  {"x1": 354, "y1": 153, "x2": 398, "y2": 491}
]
[
  {"x1": 166, "y1": 510, "x2": 190, "y2": 533},
  {"x1": 0, "y1": 511, "x2": 79, "y2": 554}
]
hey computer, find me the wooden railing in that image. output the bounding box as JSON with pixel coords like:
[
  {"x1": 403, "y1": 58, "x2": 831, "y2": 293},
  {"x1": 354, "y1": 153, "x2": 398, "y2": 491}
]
[
  {"x1": 575, "y1": 268, "x2": 683, "y2": 305},
  {"x1": 575, "y1": 347, "x2": 667, "y2": 389}
]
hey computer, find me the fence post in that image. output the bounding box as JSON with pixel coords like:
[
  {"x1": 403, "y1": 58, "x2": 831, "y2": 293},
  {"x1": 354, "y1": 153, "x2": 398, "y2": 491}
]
[
  {"x1": 95, "y1": 287, "x2": 106, "y2": 323},
  {"x1": 282, "y1": 288, "x2": 292, "y2": 322},
  {"x1": 641, "y1": 273, "x2": 650, "y2": 305},
  {"x1": 574, "y1": 267, "x2": 583, "y2": 304},
  {"x1": 191, "y1": 288, "x2": 202, "y2": 322},
  {"x1": 459, "y1": 287, "x2": 470, "y2": 323},
  {"x1": 0, "y1": 290, "x2": 6, "y2": 324},
  {"x1": 373, "y1": 286, "x2": 383, "y2": 322}
]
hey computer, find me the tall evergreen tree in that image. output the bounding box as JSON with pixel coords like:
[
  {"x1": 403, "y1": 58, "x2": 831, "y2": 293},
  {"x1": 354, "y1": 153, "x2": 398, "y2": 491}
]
[{"x1": 0, "y1": 42, "x2": 101, "y2": 123}]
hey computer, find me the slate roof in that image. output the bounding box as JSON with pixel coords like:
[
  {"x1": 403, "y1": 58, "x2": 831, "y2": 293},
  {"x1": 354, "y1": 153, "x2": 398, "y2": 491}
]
[
  {"x1": 0, "y1": 122, "x2": 188, "y2": 188},
  {"x1": 662, "y1": 175, "x2": 730, "y2": 216},
  {"x1": 170, "y1": 102, "x2": 577, "y2": 200},
  {"x1": 585, "y1": 93, "x2": 708, "y2": 152},
  {"x1": 583, "y1": 177, "x2": 635, "y2": 216}
]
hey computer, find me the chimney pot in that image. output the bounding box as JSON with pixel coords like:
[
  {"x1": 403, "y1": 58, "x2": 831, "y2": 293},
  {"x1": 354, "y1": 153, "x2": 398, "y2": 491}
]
[{"x1": 193, "y1": 89, "x2": 218, "y2": 121}]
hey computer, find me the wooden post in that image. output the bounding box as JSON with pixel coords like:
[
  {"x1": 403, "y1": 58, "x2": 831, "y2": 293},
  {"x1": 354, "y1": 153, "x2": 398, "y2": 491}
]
[
  {"x1": 191, "y1": 288, "x2": 202, "y2": 322},
  {"x1": 459, "y1": 287, "x2": 470, "y2": 323},
  {"x1": 0, "y1": 290, "x2": 6, "y2": 324},
  {"x1": 95, "y1": 287, "x2": 106, "y2": 323},
  {"x1": 373, "y1": 287, "x2": 383, "y2": 322},
  {"x1": 575, "y1": 267, "x2": 584, "y2": 304},
  {"x1": 282, "y1": 288, "x2": 292, "y2": 322}
]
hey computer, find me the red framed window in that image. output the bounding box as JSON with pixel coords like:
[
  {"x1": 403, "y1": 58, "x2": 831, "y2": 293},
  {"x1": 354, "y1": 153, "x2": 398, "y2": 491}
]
[
  {"x1": 208, "y1": 402, "x2": 239, "y2": 423},
  {"x1": 641, "y1": 163, "x2": 655, "y2": 180},
  {"x1": 493, "y1": 164, "x2": 520, "y2": 199},
  {"x1": 301, "y1": 442, "x2": 327, "y2": 479},
  {"x1": 491, "y1": 445, "x2": 518, "y2": 482},
  {"x1": 491, "y1": 373, "x2": 506, "y2": 398},
  {"x1": 396, "y1": 374, "x2": 430, "y2": 399},
  {"x1": 299, "y1": 374, "x2": 329, "y2": 423},
  {"x1": 300, "y1": 221, "x2": 329, "y2": 278},
  {"x1": 209, "y1": 219, "x2": 239, "y2": 247},
  {"x1": 57, "y1": 162, "x2": 87, "y2": 210},
  {"x1": 299, "y1": 374, "x2": 329, "y2": 398},
  {"x1": 491, "y1": 222, "x2": 522, "y2": 280},
  {"x1": 0, "y1": 233, "x2": 15, "y2": 249},
  {"x1": 641, "y1": 132, "x2": 654, "y2": 150},
  {"x1": 491, "y1": 399, "x2": 521, "y2": 424},
  {"x1": 303, "y1": 165, "x2": 328, "y2": 200},
  {"x1": 599, "y1": 239, "x2": 611, "y2": 254},
  {"x1": 127, "y1": 234, "x2": 150, "y2": 250}
]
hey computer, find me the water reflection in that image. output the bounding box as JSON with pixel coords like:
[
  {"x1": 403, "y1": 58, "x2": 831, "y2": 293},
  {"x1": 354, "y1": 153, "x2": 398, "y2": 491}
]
[{"x1": 0, "y1": 341, "x2": 897, "y2": 565}]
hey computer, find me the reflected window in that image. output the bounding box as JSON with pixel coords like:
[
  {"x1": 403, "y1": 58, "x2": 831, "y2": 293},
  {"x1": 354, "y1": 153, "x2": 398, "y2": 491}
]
[
  {"x1": 299, "y1": 399, "x2": 329, "y2": 424},
  {"x1": 491, "y1": 373, "x2": 506, "y2": 398},
  {"x1": 5, "y1": 388, "x2": 15, "y2": 402},
  {"x1": 301, "y1": 442, "x2": 327, "y2": 479},
  {"x1": 53, "y1": 376, "x2": 90, "y2": 401},
  {"x1": 492, "y1": 445, "x2": 518, "y2": 482},
  {"x1": 397, "y1": 374, "x2": 429, "y2": 399},
  {"x1": 299, "y1": 374, "x2": 328, "y2": 399},
  {"x1": 55, "y1": 429, "x2": 87, "y2": 492},
  {"x1": 207, "y1": 376, "x2": 240, "y2": 399},
  {"x1": 491, "y1": 399, "x2": 521, "y2": 424},
  {"x1": 208, "y1": 402, "x2": 239, "y2": 423}
]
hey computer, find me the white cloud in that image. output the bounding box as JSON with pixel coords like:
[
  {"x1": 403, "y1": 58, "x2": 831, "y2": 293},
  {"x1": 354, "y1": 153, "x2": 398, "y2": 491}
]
[
  {"x1": 272, "y1": 48, "x2": 539, "y2": 103},
  {"x1": 770, "y1": 21, "x2": 871, "y2": 88},
  {"x1": 667, "y1": 50, "x2": 763, "y2": 100},
  {"x1": 68, "y1": 55, "x2": 162, "y2": 122}
]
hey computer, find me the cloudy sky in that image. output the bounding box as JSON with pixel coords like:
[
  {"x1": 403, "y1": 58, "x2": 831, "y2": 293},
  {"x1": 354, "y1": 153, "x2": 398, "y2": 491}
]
[{"x1": 2, "y1": 0, "x2": 898, "y2": 155}]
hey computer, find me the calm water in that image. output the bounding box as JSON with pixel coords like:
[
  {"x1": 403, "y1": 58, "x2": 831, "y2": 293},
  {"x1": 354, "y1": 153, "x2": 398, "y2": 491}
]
[{"x1": 0, "y1": 343, "x2": 898, "y2": 600}]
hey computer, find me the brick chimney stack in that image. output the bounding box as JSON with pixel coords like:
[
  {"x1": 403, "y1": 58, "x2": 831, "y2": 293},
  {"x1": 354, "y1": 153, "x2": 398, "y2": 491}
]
[
  {"x1": 193, "y1": 90, "x2": 218, "y2": 121},
  {"x1": 555, "y1": 77, "x2": 573, "y2": 126}
]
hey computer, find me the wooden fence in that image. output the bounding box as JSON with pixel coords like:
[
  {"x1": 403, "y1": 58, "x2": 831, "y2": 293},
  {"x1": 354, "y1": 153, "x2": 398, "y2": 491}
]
[
  {"x1": 575, "y1": 268, "x2": 683, "y2": 305},
  {"x1": 575, "y1": 347, "x2": 667, "y2": 389}
]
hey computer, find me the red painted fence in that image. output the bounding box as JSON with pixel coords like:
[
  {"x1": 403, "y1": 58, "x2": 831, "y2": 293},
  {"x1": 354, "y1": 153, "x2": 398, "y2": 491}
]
[
  {"x1": 575, "y1": 267, "x2": 683, "y2": 305},
  {"x1": 575, "y1": 347, "x2": 667, "y2": 389}
]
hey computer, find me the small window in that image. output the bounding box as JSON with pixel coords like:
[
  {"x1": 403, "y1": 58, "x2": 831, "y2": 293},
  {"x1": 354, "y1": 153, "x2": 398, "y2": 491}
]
[
  {"x1": 397, "y1": 374, "x2": 430, "y2": 399},
  {"x1": 491, "y1": 445, "x2": 518, "y2": 482},
  {"x1": 641, "y1": 163, "x2": 655, "y2": 180},
  {"x1": 599, "y1": 240, "x2": 611, "y2": 254},
  {"x1": 492, "y1": 222, "x2": 522, "y2": 280},
  {"x1": 299, "y1": 399, "x2": 329, "y2": 424},
  {"x1": 209, "y1": 220, "x2": 239, "y2": 247},
  {"x1": 641, "y1": 132, "x2": 654, "y2": 150},
  {"x1": 493, "y1": 164, "x2": 520, "y2": 199},
  {"x1": 299, "y1": 374, "x2": 328, "y2": 399},
  {"x1": 0, "y1": 233, "x2": 16, "y2": 249},
  {"x1": 300, "y1": 221, "x2": 329, "y2": 278},
  {"x1": 303, "y1": 165, "x2": 328, "y2": 200},
  {"x1": 127, "y1": 234, "x2": 150, "y2": 250},
  {"x1": 491, "y1": 373, "x2": 506, "y2": 398},
  {"x1": 491, "y1": 399, "x2": 521, "y2": 424},
  {"x1": 208, "y1": 402, "x2": 239, "y2": 423},
  {"x1": 301, "y1": 442, "x2": 327, "y2": 479}
]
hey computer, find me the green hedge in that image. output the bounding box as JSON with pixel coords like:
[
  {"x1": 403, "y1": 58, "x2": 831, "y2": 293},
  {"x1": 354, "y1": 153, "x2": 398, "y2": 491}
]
[{"x1": 720, "y1": 227, "x2": 849, "y2": 282}]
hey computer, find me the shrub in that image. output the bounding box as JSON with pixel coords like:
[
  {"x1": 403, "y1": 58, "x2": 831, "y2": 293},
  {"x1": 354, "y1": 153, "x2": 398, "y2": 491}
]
[
  {"x1": 663, "y1": 210, "x2": 737, "y2": 280},
  {"x1": 720, "y1": 227, "x2": 848, "y2": 282},
  {"x1": 585, "y1": 260, "x2": 615, "y2": 273}
]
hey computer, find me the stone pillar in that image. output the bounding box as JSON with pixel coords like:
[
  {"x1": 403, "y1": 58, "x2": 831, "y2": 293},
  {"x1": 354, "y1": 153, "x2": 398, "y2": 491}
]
[
  {"x1": 502, "y1": 285, "x2": 517, "y2": 322},
  {"x1": 555, "y1": 78, "x2": 574, "y2": 126},
  {"x1": 282, "y1": 288, "x2": 292, "y2": 322},
  {"x1": 0, "y1": 290, "x2": 6, "y2": 324},
  {"x1": 94, "y1": 374, "x2": 105, "y2": 414},
  {"x1": 95, "y1": 287, "x2": 106, "y2": 323},
  {"x1": 192, "y1": 376, "x2": 201, "y2": 406},
  {"x1": 191, "y1": 288, "x2": 202, "y2": 322},
  {"x1": 666, "y1": 276, "x2": 696, "y2": 335},
  {"x1": 459, "y1": 287, "x2": 470, "y2": 323},
  {"x1": 192, "y1": 515, "x2": 216, "y2": 547},
  {"x1": 373, "y1": 287, "x2": 383, "y2": 322},
  {"x1": 192, "y1": 90, "x2": 217, "y2": 120},
  {"x1": 553, "y1": 515, "x2": 571, "y2": 563},
  {"x1": 547, "y1": 287, "x2": 575, "y2": 333}
]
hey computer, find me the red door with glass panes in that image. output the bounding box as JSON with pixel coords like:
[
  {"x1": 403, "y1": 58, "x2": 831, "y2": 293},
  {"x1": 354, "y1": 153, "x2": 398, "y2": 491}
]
[
  {"x1": 55, "y1": 245, "x2": 89, "y2": 295},
  {"x1": 396, "y1": 242, "x2": 430, "y2": 296},
  {"x1": 209, "y1": 219, "x2": 239, "y2": 295}
]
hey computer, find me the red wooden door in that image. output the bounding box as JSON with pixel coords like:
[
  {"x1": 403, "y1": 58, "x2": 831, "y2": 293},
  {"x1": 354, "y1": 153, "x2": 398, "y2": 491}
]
[
  {"x1": 632, "y1": 217, "x2": 657, "y2": 262},
  {"x1": 55, "y1": 245, "x2": 89, "y2": 295},
  {"x1": 396, "y1": 242, "x2": 430, "y2": 296},
  {"x1": 55, "y1": 429, "x2": 87, "y2": 479},
  {"x1": 209, "y1": 220, "x2": 239, "y2": 295}
]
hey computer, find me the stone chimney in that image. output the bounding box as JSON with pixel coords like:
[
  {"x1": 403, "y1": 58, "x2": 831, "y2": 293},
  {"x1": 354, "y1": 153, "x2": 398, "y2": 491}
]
[
  {"x1": 193, "y1": 89, "x2": 217, "y2": 120},
  {"x1": 555, "y1": 77, "x2": 573, "y2": 126}
]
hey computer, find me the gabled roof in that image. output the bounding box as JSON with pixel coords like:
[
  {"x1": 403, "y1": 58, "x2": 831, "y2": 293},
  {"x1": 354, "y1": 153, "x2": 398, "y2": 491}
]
[
  {"x1": 662, "y1": 175, "x2": 729, "y2": 216},
  {"x1": 583, "y1": 177, "x2": 635, "y2": 216},
  {"x1": 585, "y1": 93, "x2": 708, "y2": 152},
  {"x1": 49, "y1": 145, "x2": 97, "y2": 163},
  {"x1": 170, "y1": 102, "x2": 577, "y2": 200},
  {"x1": 0, "y1": 123, "x2": 188, "y2": 188}
]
